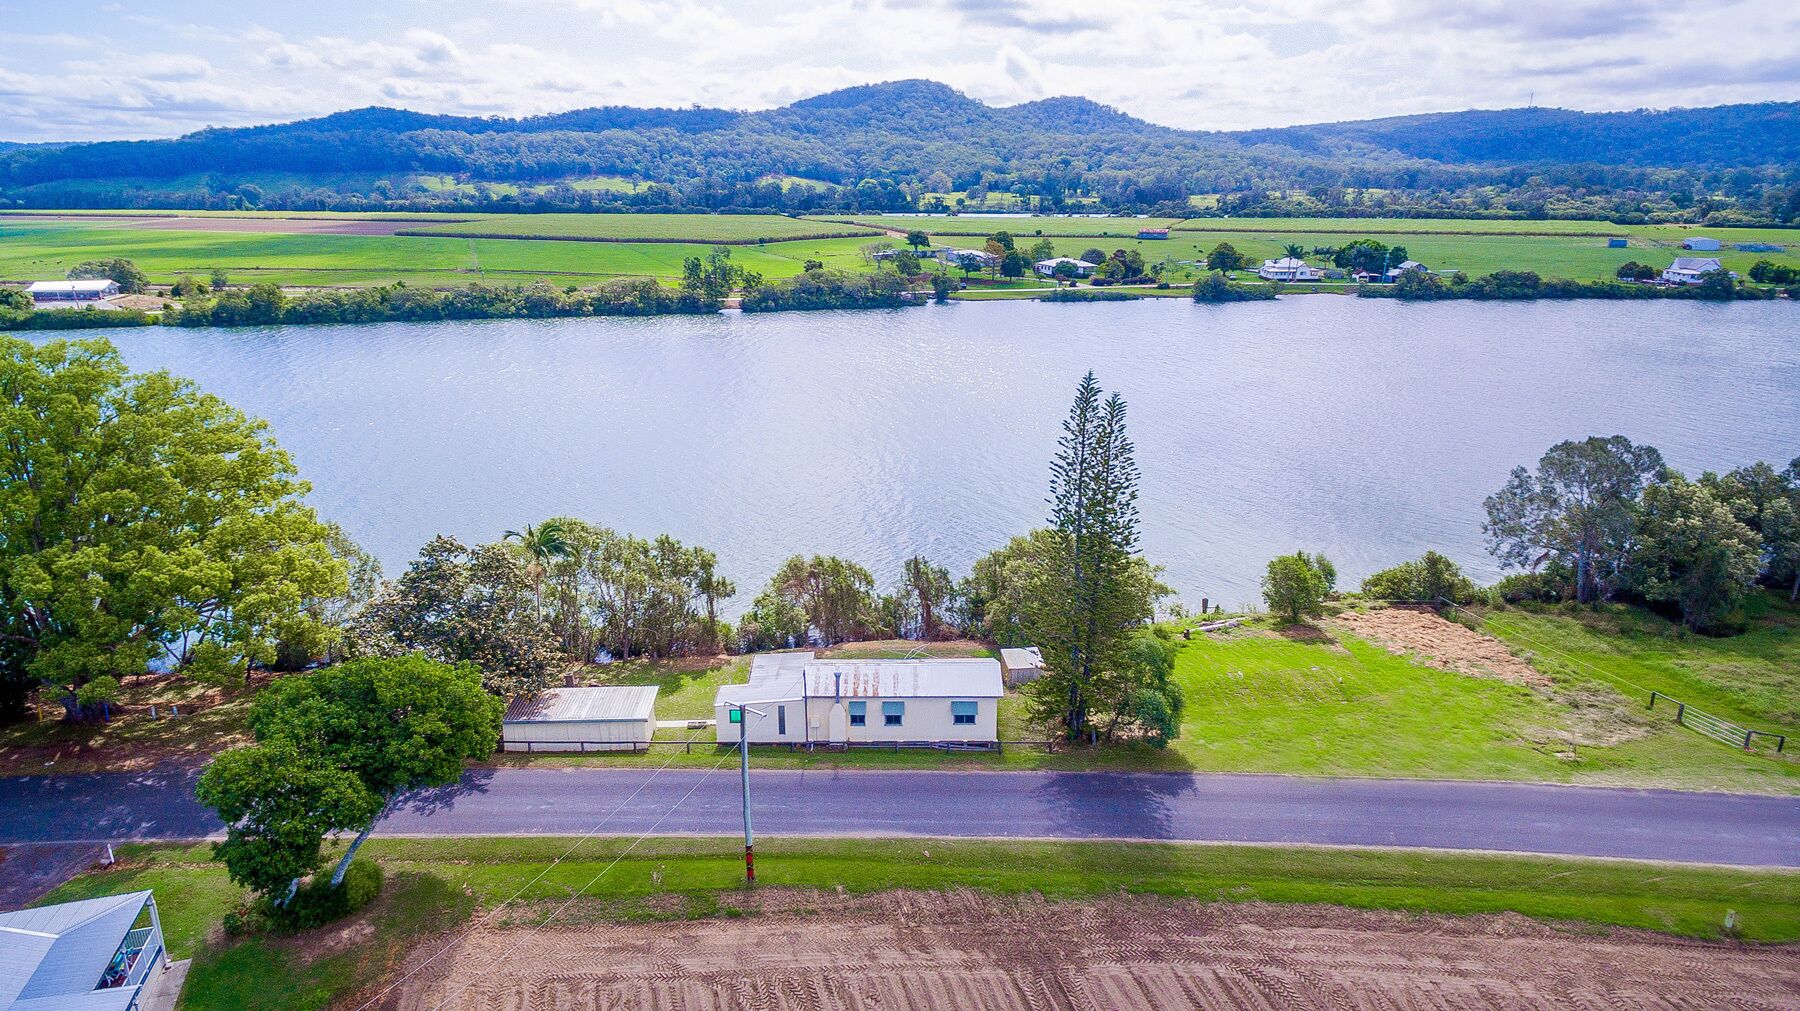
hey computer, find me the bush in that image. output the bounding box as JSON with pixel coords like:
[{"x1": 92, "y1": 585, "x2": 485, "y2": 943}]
[
  {"x1": 1191, "y1": 272, "x2": 1276, "y2": 302},
  {"x1": 274, "y1": 859, "x2": 384, "y2": 929},
  {"x1": 1044, "y1": 288, "x2": 1140, "y2": 302},
  {"x1": 1492, "y1": 571, "x2": 1565, "y2": 603},
  {"x1": 1359, "y1": 551, "x2": 1480, "y2": 604}
]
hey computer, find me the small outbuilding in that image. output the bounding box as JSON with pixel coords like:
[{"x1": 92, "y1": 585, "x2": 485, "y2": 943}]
[
  {"x1": 501, "y1": 685, "x2": 658, "y2": 752},
  {"x1": 1607, "y1": 238, "x2": 1629, "y2": 248},
  {"x1": 998, "y1": 646, "x2": 1047, "y2": 686},
  {"x1": 1137, "y1": 227, "x2": 1170, "y2": 239},
  {"x1": 1681, "y1": 237, "x2": 1722, "y2": 251},
  {"x1": 0, "y1": 890, "x2": 171, "y2": 1011}
]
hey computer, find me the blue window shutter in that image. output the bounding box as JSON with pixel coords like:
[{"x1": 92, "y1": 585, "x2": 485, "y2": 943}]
[
  {"x1": 882, "y1": 701, "x2": 905, "y2": 716},
  {"x1": 951, "y1": 701, "x2": 978, "y2": 717},
  {"x1": 848, "y1": 701, "x2": 866, "y2": 716}
]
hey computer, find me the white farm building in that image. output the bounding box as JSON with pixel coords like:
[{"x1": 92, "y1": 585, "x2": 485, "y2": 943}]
[
  {"x1": 26, "y1": 279, "x2": 120, "y2": 307},
  {"x1": 501, "y1": 685, "x2": 657, "y2": 752},
  {"x1": 715, "y1": 652, "x2": 1004, "y2": 747},
  {"x1": 1257, "y1": 257, "x2": 1322, "y2": 281},
  {"x1": 1662, "y1": 257, "x2": 1725, "y2": 285}
]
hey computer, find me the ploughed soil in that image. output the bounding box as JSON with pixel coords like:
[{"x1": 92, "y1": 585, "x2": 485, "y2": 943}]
[
  {"x1": 1335, "y1": 606, "x2": 1553, "y2": 687},
  {"x1": 4, "y1": 213, "x2": 438, "y2": 235},
  {"x1": 379, "y1": 891, "x2": 1799, "y2": 1010}
]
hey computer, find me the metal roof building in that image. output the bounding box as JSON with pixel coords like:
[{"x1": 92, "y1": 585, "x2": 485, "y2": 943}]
[
  {"x1": 0, "y1": 890, "x2": 169, "y2": 1011},
  {"x1": 501, "y1": 686, "x2": 658, "y2": 752},
  {"x1": 715, "y1": 653, "x2": 1004, "y2": 746}
]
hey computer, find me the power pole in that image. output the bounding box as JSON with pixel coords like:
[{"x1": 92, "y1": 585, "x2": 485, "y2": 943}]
[{"x1": 730, "y1": 704, "x2": 766, "y2": 882}]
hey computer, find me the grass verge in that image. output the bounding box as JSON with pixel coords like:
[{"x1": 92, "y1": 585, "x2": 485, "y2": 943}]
[{"x1": 36, "y1": 836, "x2": 1800, "y2": 1010}]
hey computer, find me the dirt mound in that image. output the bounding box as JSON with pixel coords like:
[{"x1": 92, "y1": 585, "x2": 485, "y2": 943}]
[
  {"x1": 1336, "y1": 606, "x2": 1552, "y2": 687},
  {"x1": 380, "y1": 891, "x2": 1798, "y2": 1010}
]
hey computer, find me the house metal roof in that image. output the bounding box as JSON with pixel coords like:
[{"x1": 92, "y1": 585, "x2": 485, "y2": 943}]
[
  {"x1": 0, "y1": 891, "x2": 151, "y2": 1009},
  {"x1": 803, "y1": 660, "x2": 1004, "y2": 699},
  {"x1": 1668, "y1": 257, "x2": 1722, "y2": 272},
  {"x1": 503, "y1": 686, "x2": 657, "y2": 723}
]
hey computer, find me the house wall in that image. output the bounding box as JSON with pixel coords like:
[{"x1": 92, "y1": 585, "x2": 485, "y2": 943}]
[
  {"x1": 715, "y1": 695, "x2": 999, "y2": 744},
  {"x1": 502, "y1": 718, "x2": 652, "y2": 752}
]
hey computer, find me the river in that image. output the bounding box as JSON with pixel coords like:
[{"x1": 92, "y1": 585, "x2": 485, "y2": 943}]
[{"x1": 64, "y1": 297, "x2": 1800, "y2": 612}]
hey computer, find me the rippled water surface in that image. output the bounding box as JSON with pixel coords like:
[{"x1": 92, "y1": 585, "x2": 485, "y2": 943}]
[{"x1": 81, "y1": 297, "x2": 1800, "y2": 611}]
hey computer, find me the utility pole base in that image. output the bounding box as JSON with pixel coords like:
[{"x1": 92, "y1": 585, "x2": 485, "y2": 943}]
[{"x1": 745, "y1": 845, "x2": 755, "y2": 883}]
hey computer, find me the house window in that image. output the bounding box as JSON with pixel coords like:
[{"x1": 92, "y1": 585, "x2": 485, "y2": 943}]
[
  {"x1": 882, "y1": 701, "x2": 905, "y2": 727},
  {"x1": 951, "y1": 701, "x2": 978, "y2": 725},
  {"x1": 777, "y1": 705, "x2": 786, "y2": 735},
  {"x1": 848, "y1": 701, "x2": 866, "y2": 727}
]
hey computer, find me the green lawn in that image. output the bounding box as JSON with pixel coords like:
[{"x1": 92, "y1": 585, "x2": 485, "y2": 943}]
[{"x1": 37, "y1": 836, "x2": 1800, "y2": 1010}]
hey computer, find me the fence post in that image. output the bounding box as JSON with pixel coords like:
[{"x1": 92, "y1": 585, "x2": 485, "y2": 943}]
[
  {"x1": 1676, "y1": 702, "x2": 1686, "y2": 725},
  {"x1": 1744, "y1": 729, "x2": 1754, "y2": 750}
]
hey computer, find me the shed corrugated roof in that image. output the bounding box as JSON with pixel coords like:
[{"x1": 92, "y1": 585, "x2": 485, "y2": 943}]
[
  {"x1": 1668, "y1": 257, "x2": 1721, "y2": 272},
  {"x1": 999, "y1": 647, "x2": 1045, "y2": 671},
  {"x1": 503, "y1": 686, "x2": 656, "y2": 723},
  {"x1": 25, "y1": 280, "x2": 117, "y2": 294},
  {"x1": 0, "y1": 891, "x2": 151, "y2": 1007}
]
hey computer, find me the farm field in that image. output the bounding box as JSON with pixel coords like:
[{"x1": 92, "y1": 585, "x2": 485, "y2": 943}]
[
  {"x1": 0, "y1": 219, "x2": 880, "y2": 287},
  {"x1": 817, "y1": 213, "x2": 1183, "y2": 237},
  {"x1": 395, "y1": 212, "x2": 882, "y2": 242},
  {"x1": 36, "y1": 837, "x2": 1800, "y2": 1011}
]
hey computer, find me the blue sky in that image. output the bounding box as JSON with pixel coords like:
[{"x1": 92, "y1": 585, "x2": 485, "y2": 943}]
[{"x1": 1, "y1": 0, "x2": 1796, "y2": 142}]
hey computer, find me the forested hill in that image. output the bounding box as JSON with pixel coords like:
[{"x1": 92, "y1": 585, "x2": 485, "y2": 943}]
[{"x1": 4, "y1": 80, "x2": 1797, "y2": 221}]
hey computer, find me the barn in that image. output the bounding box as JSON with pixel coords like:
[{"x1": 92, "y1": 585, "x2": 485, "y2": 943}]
[{"x1": 501, "y1": 686, "x2": 658, "y2": 752}]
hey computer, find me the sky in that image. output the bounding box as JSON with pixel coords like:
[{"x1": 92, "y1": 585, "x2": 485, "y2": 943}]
[{"x1": 1, "y1": 0, "x2": 1797, "y2": 143}]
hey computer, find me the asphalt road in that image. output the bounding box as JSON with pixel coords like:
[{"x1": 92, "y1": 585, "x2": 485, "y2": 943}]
[{"x1": 1, "y1": 767, "x2": 1795, "y2": 867}]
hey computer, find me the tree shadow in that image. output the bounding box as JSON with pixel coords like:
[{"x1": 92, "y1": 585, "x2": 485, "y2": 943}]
[
  {"x1": 1275, "y1": 622, "x2": 1334, "y2": 643},
  {"x1": 1028, "y1": 771, "x2": 1195, "y2": 842},
  {"x1": 391, "y1": 766, "x2": 496, "y2": 818}
]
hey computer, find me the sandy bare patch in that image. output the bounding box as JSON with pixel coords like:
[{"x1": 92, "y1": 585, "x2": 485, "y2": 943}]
[
  {"x1": 378, "y1": 891, "x2": 1798, "y2": 1011},
  {"x1": 1336, "y1": 606, "x2": 1552, "y2": 687}
]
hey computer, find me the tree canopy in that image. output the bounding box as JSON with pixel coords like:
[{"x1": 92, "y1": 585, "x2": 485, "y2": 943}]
[{"x1": 0, "y1": 336, "x2": 343, "y2": 719}]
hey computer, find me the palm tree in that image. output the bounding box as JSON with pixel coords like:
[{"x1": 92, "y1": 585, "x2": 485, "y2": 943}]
[
  {"x1": 1282, "y1": 243, "x2": 1306, "y2": 261},
  {"x1": 504, "y1": 521, "x2": 571, "y2": 620}
]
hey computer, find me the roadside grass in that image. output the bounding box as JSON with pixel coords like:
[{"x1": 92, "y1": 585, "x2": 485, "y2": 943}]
[{"x1": 35, "y1": 836, "x2": 1800, "y2": 1010}]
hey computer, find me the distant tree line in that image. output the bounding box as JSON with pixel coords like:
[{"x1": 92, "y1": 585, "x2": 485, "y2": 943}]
[{"x1": 1360, "y1": 269, "x2": 1777, "y2": 301}]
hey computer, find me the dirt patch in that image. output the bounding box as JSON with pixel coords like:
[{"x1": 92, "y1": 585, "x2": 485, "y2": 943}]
[
  {"x1": 820, "y1": 639, "x2": 992, "y2": 659},
  {"x1": 376, "y1": 891, "x2": 1799, "y2": 1011},
  {"x1": 1336, "y1": 606, "x2": 1553, "y2": 687},
  {"x1": 0, "y1": 843, "x2": 104, "y2": 907}
]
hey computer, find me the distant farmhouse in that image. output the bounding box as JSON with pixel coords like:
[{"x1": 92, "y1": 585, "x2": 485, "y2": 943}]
[
  {"x1": 1662, "y1": 257, "x2": 1726, "y2": 284},
  {"x1": 1680, "y1": 237, "x2": 1722, "y2": 251},
  {"x1": 1137, "y1": 227, "x2": 1170, "y2": 239},
  {"x1": 715, "y1": 652, "x2": 1004, "y2": 747},
  {"x1": 1257, "y1": 256, "x2": 1322, "y2": 282},
  {"x1": 947, "y1": 248, "x2": 999, "y2": 268},
  {"x1": 1385, "y1": 260, "x2": 1429, "y2": 281},
  {"x1": 27, "y1": 279, "x2": 120, "y2": 307},
  {"x1": 1035, "y1": 256, "x2": 1098, "y2": 278}
]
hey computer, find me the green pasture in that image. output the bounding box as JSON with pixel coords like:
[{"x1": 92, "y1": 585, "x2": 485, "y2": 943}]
[
  {"x1": 0, "y1": 220, "x2": 879, "y2": 287},
  {"x1": 398, "y1": 212, "x2": 881, "y2": 241},
  {"x1": 818, "y1": 213, "x2": 1183, "y2": 237}
]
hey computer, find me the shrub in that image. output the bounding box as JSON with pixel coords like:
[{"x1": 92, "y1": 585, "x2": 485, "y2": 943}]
[
  {"x1": 1492, "y1": 571, "x2": 1565, "y2": 603},
  {"x1": 1191, "y1": 272, "x2": 1275, "y2": 302},
  {"x1": 274, "y1": 859, "x2": 384, "y2": 929},
  {"x1": 1359, "y1": 551, "x2": 1480, "y2": 604}
]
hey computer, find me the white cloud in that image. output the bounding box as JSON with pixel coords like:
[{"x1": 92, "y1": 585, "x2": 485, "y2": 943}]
[{"x1": 0, "y1": 0, "x2": 1794, "y2": 141}]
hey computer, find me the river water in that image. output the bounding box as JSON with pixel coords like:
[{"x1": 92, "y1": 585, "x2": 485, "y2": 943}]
[{"x1": 71, "y1": 297, "x2": 1800, "y2": 612}]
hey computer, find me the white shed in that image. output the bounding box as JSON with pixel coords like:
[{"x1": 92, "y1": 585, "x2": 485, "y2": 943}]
[
  {"x1": 1681, "y1": 237, "x2": 1722, "y2": 251},
  {"x1": 998, "y1": 646, "x2": 1047, "y2": 686},
  {"x1": 502, "y1": 686, "x2": 657, "y2": 752}
]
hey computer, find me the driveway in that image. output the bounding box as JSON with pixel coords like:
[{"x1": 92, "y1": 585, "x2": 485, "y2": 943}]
[{"x1": 0, "y1": 767, "x2": 1794, "y2": 867}]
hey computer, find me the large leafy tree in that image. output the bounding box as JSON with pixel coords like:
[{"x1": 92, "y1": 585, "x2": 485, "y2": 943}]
[
  {"x1": 1262, "y1": 552, "x2": 1330, "y2": 623},
  {"x1": 349, "y1": 536, "x2": 560, "y2": 697},
  {"x1": 1484, "y1": 436, "x2": 1666, "y2": 603},
  {"x1": 1025, "y1": 373, "x2": 1153, "y2": 741},
  {"x1": 763, "y1": 554, "x2": 877, "y2": 645},
  {"x1": 197, "y1": 655, "x2": 502, "y2": 901},
  {"x1": 903, "y1": 555, "x2": 955, "y2": 640},
  {"x1": 1629, "y1": 476, "x2": 1762, "y2": 631},
  {"x1": 0, "y1": 336, "x2": 343, "y2": 720},
  {"x1": 1704, "y1": 459, "x2": 1800, "y2": 601}
]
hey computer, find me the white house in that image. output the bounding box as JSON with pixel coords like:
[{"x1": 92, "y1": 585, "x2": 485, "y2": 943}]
[
  {"x1": 1662, "y1": 257, "x2": 1724, "y2": 284},
  {"x1": 714, "y1": 652, "x2": 1004, "y2": 746},
  {"x1": 1257, "y1": 257, "x2": 1322, "y2": 281},
  {"x1": 26, "y1": 279, "x2": 120, "y2": 307},
  {"x1": 998, "y1": 646, "x2": 1047, "y2": 686},
  {"x1": 1680, "y1": 237, "x2": 1722, "y2": 251},
  {"x1": 501, "y1": 685, "x2": 657, "y2": 752},
  {"x1": 946, "y1": 248, "x2": 999, "y2": 269},
  {"x1": 1034, "y1": 256, "x2": 1096, "y2": 278},
  {"x1": 1384, "y1": 260, "x2": 1428, "y2": 280},
  {"x1": 0, "y1": 890, "x2": 173, "y2": 1011}
]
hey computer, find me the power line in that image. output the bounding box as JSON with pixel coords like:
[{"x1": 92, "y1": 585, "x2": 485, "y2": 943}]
[{"x1": 347, "y1": 726, "x2": 720, "y2": 1011}]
